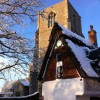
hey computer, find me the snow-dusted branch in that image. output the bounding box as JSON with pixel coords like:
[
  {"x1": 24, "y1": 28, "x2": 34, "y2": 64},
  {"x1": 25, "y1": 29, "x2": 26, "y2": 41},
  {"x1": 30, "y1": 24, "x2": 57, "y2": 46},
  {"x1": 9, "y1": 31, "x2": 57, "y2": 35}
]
[{"x1": 0, "y1": 0, "x2": 43, "y2": 80}]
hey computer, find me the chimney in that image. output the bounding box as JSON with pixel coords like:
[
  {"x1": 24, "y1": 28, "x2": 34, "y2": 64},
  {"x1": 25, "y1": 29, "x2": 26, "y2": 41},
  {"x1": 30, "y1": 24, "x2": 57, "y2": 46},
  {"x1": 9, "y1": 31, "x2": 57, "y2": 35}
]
[{"x1": 88, "y1": 25, "x2": 98, "y2": 47}]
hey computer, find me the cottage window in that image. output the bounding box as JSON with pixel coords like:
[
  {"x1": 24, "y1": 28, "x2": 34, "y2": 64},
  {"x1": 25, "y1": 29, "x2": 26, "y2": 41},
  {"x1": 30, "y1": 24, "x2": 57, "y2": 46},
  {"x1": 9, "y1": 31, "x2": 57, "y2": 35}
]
[
  {"x1": 48, "y1": 11, "x2": 56, "y2": 28},
  {"x1": 56, "y1": 54, "x2": 63, "y2": 78},
  {"x1": 57, "y1": 65, "x2": 63, "y2": 78}
]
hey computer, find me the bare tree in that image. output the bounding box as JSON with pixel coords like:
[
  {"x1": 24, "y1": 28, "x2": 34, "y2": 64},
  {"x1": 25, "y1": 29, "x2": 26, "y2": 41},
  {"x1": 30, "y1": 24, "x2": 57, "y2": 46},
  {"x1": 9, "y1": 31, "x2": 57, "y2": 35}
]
[{"x1": 0, "y1": 0, "x2": 43, "y2": 80}]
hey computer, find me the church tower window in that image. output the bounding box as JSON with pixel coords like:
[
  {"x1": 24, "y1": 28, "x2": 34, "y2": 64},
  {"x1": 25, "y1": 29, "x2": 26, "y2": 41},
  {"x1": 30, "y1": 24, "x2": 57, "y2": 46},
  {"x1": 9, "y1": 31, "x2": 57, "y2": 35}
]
[
  {"x1": 73, "y1": 14, "x2": 77, "y2": 33},
  {"x1": 48, "y1": 11, "x2": 56, "y2": 28}
]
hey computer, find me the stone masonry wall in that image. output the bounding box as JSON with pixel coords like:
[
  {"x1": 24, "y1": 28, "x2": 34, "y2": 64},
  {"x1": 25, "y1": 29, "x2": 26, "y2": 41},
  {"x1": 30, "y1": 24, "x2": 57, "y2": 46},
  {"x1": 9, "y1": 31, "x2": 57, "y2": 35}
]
[{"x1": 38, "y1": 0, "x2": 69, "y2": 50}]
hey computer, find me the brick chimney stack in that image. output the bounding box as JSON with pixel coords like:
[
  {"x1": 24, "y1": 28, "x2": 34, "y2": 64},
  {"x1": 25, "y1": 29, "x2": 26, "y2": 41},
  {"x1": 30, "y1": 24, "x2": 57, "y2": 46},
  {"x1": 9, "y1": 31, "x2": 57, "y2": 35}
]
[{"x1": 88, "y1": 25, "x2": 98, "y2": 47}]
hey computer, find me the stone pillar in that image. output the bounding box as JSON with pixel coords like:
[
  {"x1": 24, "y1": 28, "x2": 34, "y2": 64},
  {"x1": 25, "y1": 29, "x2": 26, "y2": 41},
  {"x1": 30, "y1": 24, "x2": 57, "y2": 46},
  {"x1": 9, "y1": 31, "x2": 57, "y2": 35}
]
[{"x1": 88, "y1": 25, "x2": 98, "y2": 47}]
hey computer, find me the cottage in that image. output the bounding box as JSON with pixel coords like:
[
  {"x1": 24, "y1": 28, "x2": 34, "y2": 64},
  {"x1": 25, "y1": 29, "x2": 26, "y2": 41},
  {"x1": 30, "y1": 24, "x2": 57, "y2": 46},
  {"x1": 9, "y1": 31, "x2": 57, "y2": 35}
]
[
  {"x1": 38, "y1": 23, "x2": 100, "y2": 100},
  {"x1": 13, "y1": 79, "x2": 29, "y2": 96},
  {"x1": 1, "y1": 79, "x2": 29, "y2": 97},
  {"x1": 0, "y1": 79, "x2": 39, "y2": 100}
]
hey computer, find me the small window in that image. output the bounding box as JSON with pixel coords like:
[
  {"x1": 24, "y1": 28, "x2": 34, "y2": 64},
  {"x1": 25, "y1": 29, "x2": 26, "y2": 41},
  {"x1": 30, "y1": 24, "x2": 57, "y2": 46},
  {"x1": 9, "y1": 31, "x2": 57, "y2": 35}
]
[
  {"x1": 57, "y1": 66, "x2": 63, "y2": 78},
  {"x1": 56, "y1": 54, "x2": 63, "y2": 78},
  {"x1": 48, "y1": 11, "x2": 56, "y2": 28}
]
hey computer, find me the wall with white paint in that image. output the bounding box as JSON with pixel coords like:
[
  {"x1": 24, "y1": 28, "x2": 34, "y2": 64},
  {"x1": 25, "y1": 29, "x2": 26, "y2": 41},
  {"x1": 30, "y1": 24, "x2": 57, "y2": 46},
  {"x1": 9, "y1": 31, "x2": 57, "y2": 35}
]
[{"x1": 42, "y1": 78, "x2": 84, "y2": 100}]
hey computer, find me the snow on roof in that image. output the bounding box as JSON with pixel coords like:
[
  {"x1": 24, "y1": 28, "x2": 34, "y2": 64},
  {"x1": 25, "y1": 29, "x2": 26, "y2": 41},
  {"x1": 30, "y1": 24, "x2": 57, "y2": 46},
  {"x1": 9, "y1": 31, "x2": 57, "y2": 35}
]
[
  {"x1": 58, "y1": 23, "x2": 100, "y2": 78},
  {"x1": 66, "y1": 39, "x2": 99, "y2": 77},
  {"x1": 58, "y1": 23, "x2": 93, "y2": 47},
  {"x1": 19, "y1": 80, "x2": 29, "y2": 86}
]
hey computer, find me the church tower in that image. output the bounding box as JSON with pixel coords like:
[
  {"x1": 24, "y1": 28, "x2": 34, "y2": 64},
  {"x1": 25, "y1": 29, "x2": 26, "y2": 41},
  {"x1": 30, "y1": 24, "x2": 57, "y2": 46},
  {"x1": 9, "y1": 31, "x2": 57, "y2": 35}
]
[{"x1": 37, "y1": 0, "x2": 83, "y2": 60}]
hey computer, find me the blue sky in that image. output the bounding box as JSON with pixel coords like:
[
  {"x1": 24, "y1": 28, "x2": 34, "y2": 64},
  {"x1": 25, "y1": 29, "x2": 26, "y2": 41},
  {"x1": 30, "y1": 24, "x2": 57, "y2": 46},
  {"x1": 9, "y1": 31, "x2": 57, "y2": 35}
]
[
  {"x1": 0, "y1": 0, "x2": 100, "y2": 92},
  {"x1": 10, "y1": 0, "x2": 100, "y2": 46},
  {"x1": 69, "y1": 0, "x2": 100, "y2": 47},
  {"x1": 43, "y1": 0, "x2": 100, "y2": 46}
]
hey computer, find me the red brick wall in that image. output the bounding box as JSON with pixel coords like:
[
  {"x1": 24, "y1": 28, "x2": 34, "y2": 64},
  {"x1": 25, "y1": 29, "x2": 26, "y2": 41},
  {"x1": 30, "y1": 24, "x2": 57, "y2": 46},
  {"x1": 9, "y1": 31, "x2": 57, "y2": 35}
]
[{"x1": 44, "y1": 46, "x2": 80, "y2": 81}]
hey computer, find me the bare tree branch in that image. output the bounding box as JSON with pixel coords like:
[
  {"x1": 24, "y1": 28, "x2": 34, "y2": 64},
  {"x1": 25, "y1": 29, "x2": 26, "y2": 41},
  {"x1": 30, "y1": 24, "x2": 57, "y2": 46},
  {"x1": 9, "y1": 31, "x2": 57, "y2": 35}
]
[
  {"x1": 0, "y1": 60, "x2": 19, "y2": 72},
  {"x1": 0, "y1": 0, "x2": 43, "y2": 80}
]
